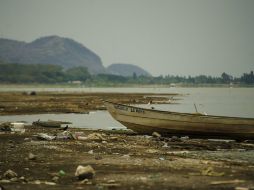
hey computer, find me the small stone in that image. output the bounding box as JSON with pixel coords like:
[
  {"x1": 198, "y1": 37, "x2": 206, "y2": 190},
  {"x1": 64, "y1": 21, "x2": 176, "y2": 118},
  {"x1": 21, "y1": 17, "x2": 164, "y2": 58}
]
[
  {"x1": 33, "y1": 180, "x2": 41, "y2": 185},
  {"x1": 10, "y1": 177, "x2": 18, "y2": 182},
  {"x1": 102, "y1": 141, "x2": 107, "y2": 144},
  {"x1": 44, "y1": 181, "x2": 56, "y2": 185},
  {"x1": 146, "y1": 149, "x2": 158, "y2": 154},
  {"x1": 152, "y1": 132, "x2": 161, "y2": 138},
  {"x1": 170, "y1": 136, "x2": 182, "y2": 142},
  {"x1": 121, "y1": 154, "x2": 130, "y2": 159},
  {"x1": 28, "y1": 153, "x2": 36, "y2": 160},
  {"x1": 19, "y1": 176, "x2": 25, "y2": 181},
  {"x1": 88, "y1": 150, "x2": 94, "y2": 154},
  {"x1": 0, "y1": 179, "x2": 11, "y2": 183},
  {"x1": 94, "y1": 155, "x2": 103, "y2": 160},
  {"x1": 180, "y1": 136, "x2": 189, "y2": 140},
  {"x1": 110, "y1": 137, "x2": 118, "y2": 141},
  {"x1": 108, "y1": 180, "x2": 116, "y2": 183},
  {"x1": 75, "y1": 165, "x2": 95, "y2": 180},
  {"x1": 87, "y1": 133, "x2": 106, "y2": 142},
  {"x1": 3, "y1": 169, "x2": 17, "y2": 179},
  {"x1": 52, "y1": 176, "x2": 59, "y2": 182},
  {"x1": 79, "y1": 179, "x2": 89, "y2": 184}
]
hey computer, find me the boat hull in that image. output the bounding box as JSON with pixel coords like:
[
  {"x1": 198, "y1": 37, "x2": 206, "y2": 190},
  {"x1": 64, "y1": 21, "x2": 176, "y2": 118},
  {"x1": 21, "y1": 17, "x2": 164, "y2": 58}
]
[{"x1": 104, "y1": 101, "x2": 254, "y2": 139}]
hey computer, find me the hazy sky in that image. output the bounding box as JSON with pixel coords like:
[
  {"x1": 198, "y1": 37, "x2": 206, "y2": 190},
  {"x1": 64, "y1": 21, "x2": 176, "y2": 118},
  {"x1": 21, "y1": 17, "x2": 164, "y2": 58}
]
[{"x1": 0, "y1": 0, "x2": 253, "y2": 76}]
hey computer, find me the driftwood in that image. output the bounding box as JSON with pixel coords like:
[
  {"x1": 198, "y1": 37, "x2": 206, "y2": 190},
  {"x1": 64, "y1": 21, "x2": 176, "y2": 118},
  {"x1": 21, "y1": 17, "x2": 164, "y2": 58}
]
[{"x1": 32, "y1": 120, "x2": 72, "y2": 128}]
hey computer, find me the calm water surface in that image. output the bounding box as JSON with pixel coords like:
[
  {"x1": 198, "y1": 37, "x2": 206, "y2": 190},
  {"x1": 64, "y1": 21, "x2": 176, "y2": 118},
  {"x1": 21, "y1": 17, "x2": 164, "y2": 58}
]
[{"x1": 0, "y1": 87, "x2": 253, "y2": 129}]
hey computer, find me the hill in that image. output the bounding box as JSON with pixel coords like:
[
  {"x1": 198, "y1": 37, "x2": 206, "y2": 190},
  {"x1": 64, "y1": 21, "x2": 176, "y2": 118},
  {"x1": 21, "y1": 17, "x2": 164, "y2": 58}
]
[
  {"x1": 107, "y1": 63, "x2": 152, "y2": 77},
  {"x1": 0, "y1": 36, "x2": 105, "y2": 74}
]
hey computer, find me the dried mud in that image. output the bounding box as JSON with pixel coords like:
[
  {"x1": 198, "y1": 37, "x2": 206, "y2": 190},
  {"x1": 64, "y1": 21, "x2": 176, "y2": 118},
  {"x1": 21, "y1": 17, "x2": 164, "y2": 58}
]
[{"x1": 0, "y1": 92, "x2": 254, "y2": 190}]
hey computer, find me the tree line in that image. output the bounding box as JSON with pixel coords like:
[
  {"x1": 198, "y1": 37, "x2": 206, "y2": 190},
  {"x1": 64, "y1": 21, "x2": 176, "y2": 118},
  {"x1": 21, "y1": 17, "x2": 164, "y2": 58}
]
[{"x1": 0, "y1": 62, "x2": 253, "y2": 85}]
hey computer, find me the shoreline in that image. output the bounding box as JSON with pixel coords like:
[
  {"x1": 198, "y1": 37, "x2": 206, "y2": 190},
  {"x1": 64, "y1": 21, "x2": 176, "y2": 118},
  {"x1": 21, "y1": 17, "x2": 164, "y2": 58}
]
[
  {"x1": 1, "y1": 91, "x2": 254, "y2": 189},
  {"x1": 0, "y1": 92, "x2": 178, "y2": 115},
  {"x1": 1, "y1": 126, "x2": 254, "y2": 190}
]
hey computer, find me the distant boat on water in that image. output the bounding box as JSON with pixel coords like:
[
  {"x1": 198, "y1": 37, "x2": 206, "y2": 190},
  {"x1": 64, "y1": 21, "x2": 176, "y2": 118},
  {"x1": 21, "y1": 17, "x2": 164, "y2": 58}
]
[{"x1": 104, "y1": 100, "x2": 254, "y2": 140}]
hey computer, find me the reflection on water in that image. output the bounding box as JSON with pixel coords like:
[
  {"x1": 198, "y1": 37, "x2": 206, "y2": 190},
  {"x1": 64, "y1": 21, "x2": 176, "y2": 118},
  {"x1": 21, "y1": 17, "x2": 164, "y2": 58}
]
[{"x1": 138, "y1": 88, "x2": 254, "y2": 118}]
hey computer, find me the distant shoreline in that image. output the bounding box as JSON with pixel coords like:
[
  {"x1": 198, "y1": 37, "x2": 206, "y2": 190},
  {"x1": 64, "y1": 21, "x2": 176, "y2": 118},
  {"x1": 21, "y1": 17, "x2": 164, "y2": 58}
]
[{"x1": 0, "y1": 83, "x2": 254, "y2": 89}]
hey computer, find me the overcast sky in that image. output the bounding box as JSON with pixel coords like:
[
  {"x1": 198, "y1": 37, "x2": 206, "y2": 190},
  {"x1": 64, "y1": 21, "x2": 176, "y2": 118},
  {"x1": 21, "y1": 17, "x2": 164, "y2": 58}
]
[{"x1": 0, "y1": 0, "x2": 253, "y2": 76}]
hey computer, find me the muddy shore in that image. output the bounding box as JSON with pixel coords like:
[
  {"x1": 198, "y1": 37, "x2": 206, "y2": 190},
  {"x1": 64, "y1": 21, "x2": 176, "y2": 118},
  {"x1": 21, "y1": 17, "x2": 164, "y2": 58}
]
[
  {"x1": 1, "y1": 92, "x2": 254, "y2": 190},
  {"x1": 0, "y1": 92, "x2": 178, "y2": 115}
]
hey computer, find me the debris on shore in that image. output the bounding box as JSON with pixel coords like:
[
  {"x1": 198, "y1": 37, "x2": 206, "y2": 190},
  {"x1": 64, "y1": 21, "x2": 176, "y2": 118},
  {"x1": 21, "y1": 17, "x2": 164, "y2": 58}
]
[{"x1": 1, "y1": 124, "x2": 254, "y2": 190}]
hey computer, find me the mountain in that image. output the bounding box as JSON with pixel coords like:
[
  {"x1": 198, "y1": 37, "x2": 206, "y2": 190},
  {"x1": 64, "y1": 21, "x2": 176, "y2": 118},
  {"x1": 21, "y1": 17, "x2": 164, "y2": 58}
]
[
  {"x1": 107, "y1": 63, "x2": 152, "y2": 77},
  {"x1": 0, "y1": 36, "x2": 105, "y2": 74}
]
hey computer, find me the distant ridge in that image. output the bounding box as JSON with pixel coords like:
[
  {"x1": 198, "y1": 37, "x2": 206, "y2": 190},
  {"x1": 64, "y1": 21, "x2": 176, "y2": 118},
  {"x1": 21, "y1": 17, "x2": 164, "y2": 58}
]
[
  {"x1": 107, "y1": 63, "x2": 152, "y2": 77},
  {"x1": 0, "y1": 35, "x2": 105, "y2": 74}
]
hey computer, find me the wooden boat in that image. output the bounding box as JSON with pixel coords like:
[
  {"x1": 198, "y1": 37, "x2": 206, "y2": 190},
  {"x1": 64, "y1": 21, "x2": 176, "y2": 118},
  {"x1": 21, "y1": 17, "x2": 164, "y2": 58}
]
[{"x1": 104, "y1": 100, "x2": 254, "y2": 139}]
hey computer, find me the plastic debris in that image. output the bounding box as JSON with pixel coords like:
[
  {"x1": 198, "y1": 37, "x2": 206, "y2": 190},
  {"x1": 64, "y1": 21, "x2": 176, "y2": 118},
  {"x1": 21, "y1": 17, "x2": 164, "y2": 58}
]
[
  {"x1": 152, "y1": 132, "x2": 161, "y2": 138},
  {"x1": 210, "y1": 179, "x2": 245, "y2": 185},
  {"x1": 36, "y1": 133, "x2": 56, "y2": 141},
  {"x1": 58, "y1": 170, "x2": 66, "y2": 176},
  {"x1": 10, "y1": 122, "x2": 25, "y2": 133}
]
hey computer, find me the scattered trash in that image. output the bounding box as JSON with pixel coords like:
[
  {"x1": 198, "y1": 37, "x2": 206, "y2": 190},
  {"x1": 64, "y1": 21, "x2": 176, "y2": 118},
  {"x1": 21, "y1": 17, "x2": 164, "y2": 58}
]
[
  {"x1": 0, "y1": 179, "x2": 11, "y2": 183},
  {"x1": 52, "y1": 176, "x2": 59, "y2": 182},
  {"x1": 152, "y1": 132, "x2": 161, "y2": 138},
  {"x1": 3, "y1": 169, "x2": 18, "y2": 179},
  {"x1": 78, "y1": 178, "x2": 91, "y2": 185},
  {"x1": 35, "y1": 131, "x2": 74, "y2": 141},
  {"x1": 201, "y1": 167, "x2": 224, "y2": 177},
  {"x1": 94, "y1": 155, "x2": 103, "y2": 160},
  {"x1": 162, "y1": 142, "x2": 169, "y2": 148},
  {"x1": 31, "y1": 180, "x2": 41, "y2": 185},
  {"x1": 170, "y1": 136, "x2": 182, "y2": 142},
  {"x1": 88, "y1": 150, "x2": 94, "y2": 154},
  {"x1": 44, "y1": 181, "x2": 56, "y2": 186},
  {"x1": 87, "y1": 133, "x2": 106, "y2": 142},
  {"x1": 28, "y1": 153, "x2": 36, "y2": 160},
  {"x1": 146, "y1": 149, "x2": 159, "y2": 154},
  {"x1": 167, "y1": 151, "x2": 189, "y2": 155},
  {"x1": 73, "y1": 132, "x2": 84, "y2": 139},
  {"x1": 235, "y1": 187, "x2": 249, "y2": 190},
  {"x1": 0, "y1": 122, "x2": 11, "y2": 131},
  {"x1": 210, "y1": 179, "x2": 245, "y2": 185},
  {"x1": 208, "y1": 139, "x2": 235, "y2": 143},
  {"x1": 109, "y1": 136, "x2": 118, "y2": 141},
  {"x1": 180, "y1": 136, "x2": 189, "y2": 140},
  {"x1": 10, "y1": 122, "x2": 25, "y2": 133},
  {"x1": 107, "y1": 179, "x2": 116, "y2": 183},
  {"x1": 10, "y1": 177, "x2": 18, "y2": 182},
  {"x1": 33, "y1": 120, "x2": 62, "y2": 128},
  {"x1": 75, "y1": 165, "x2": 95, "y2": 180},
  {"x1": 77, "y1": 136, "x2": 88, "y2": 141},
  {"x1": 36, "y1": 133, "x2": 56, "y2": 141},
  {"x1": 56, "y1": 131, "x2": 74, "y2": 140},
  {"x1": 121, "y1": 154, "x2": 130, "y2": 159},
  {"x1": 58, "y1": 170, "x2": 66, "y2": 176},
  {"x1": 30, "y1": 91, "x2": 36, "y2": 96},
  {"x1": 159, "y1": 157, "x2": 165, "y2": 161}
]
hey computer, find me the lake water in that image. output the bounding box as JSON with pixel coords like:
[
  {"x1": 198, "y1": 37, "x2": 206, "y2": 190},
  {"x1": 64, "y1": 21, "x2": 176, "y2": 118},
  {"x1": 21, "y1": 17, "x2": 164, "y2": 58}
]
[{"x1": 0, "y1": 87, "x2": 254, "y2": 129}]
